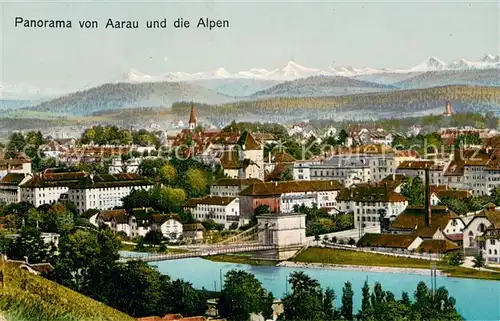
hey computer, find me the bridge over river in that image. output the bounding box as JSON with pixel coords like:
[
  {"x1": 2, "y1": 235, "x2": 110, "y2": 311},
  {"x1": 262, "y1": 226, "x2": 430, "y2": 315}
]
[{"x1": 119, "y1": 243, "x2": 276, "y2": 263}]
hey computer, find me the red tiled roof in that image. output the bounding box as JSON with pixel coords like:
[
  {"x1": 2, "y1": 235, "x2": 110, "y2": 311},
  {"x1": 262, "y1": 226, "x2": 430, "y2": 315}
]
[
  {"x1": 240, "y1": 180, "x2": 342, "y2": 196},
  {"x1": 357, "y1": 233, "x2": 419, "y2": 249},
  {"x1": 416, "y1": 239, "x2": 459, "y2": 253}
]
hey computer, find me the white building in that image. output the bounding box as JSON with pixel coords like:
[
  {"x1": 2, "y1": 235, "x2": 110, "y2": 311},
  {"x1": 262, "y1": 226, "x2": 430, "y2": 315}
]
[
  {"x1": 19, "y1": 170, "x2": 154, "y2": 213},
  {"x1": 0, "y1": 156, "x2": 32, "y2": 180},
  {"x1": 210, "y1": 178, "x2": 262, "y2": 197},
  {"x1": 309, "y1": 157, "x2": 370, "y2": 187},
  {"x1": 0, "y1": 173, "x2": 31, "y2": 204},
  {"x1": 484, "y1": 224, "x2": 500, "y2": 265},
  {"x1": 96, "y1": 209, "x2": 137, "y2": 238},
  {"x1": 462, "y1": 204, "x2": 499, "y2": 255},
  {"x1": 397, "y1": 160, "x2": 446, "y2": 186},
  {"x1": 256, "y1": 212, "x2": 306, "y2": 257},
  {"x1": 152, "y1": 214, "x2": 183, "y2": 240},
  {"x1": 108, "y1": 157, "x2": 140, "y2": 174},
  {"x1": 184, "y1": 196, "x2": 240, "y2": 229},
  {"x1": 337, "y1": 184, "x2": 408, "y2": 229}
]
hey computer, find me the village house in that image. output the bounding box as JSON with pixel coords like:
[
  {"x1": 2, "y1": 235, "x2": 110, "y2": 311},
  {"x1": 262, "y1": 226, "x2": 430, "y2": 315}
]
[
  {"x1": 96, "y1": 209, "x2": 137, "y2": 238},
  {"x1": 209, "y1": 178, "x2": 262, "y2": 197},
  {"x1": 357, "y1": 233, "x2": 423, "y2": 252},
  {"x1": 396, "y1": 160, "x2": 445, "y2": 186},
  {"x1": 182, "y1": 223, "x2": 204, "y2": 242},
  {"x1": 482, "y1": 215, "x2": 500, "y2": 265},
  {"x1": 389, "y1": 205, "x2": 465, "y2": 246},
  {"x1": 183, "y1": 196, "x2": 240, "y2": 229},
  {"x1": 358, "y1": 232, "x2": 460, "y2": 256},
  {"x1": 0, "y1": 173, "x2": 31, "y2": 204},
  {"x1": 151, "y1": 214, "x2": 183, "y2": 240},
  {"x1": 263, "y1": 151, "x2": 297, "y2": 174},
  {"x1": 217, "y1": 131, "x2": 265, "y2": 181},
  {"x1": 19, "y1": 170, "x2": 154, "y2": 214},
  {"x1": 336, "y1": 183, "x2": 408, "y2": 229},
  {"x1": 379, "y1": 174, "x2": 407, "y2": 193},
  {"x1": 429, "y1": 186, "x2": 473, "y2": 206},
  {"x1": 462, "y1": 203, "x2": 500, "y2": 256},
  {"x1": 0, "y1": 153, "x2": 32, "y2": 179},
  {"x1": 293, "y1": 160, "x2": 322, "y2": 181},
  {"x1": 238, "y1": 180, "x2": 343, "y2": 225}
]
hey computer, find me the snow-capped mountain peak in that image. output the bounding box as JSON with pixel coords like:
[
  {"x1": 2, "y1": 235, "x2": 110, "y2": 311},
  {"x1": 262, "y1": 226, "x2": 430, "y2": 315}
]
[
  {"x1": 266, "y1": 61, "x2": 321, "y2": 79},
  {"x1": 482, "y1": 54, "x2": 497, "y2": 63},
  {"x1": 213, "y1": 67, "x2": 231, "y2": 78},
  {"x1": 410, "y1": 56, "x2": 447, "y2": 72}
]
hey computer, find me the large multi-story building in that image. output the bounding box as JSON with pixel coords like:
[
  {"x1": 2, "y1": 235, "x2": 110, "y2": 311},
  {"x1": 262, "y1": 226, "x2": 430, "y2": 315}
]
[
  {"x1": 336, "y1": 183, "x2": 408, "y2": 229},
  {"x1": 183, "y1": 196, "x2": 240, "y2": 228},
  {"x1": 19, "y1": 170, "x2": 154, "y2": 213},
  {"x1": 238, "y1": 180, "x2": 343, "y2": 224}
]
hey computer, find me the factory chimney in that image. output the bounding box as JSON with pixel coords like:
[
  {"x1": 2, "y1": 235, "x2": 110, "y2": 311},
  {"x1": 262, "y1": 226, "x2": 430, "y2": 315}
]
[{"x1": 424, "y1": 168, "x2": 432, "y2": 227}]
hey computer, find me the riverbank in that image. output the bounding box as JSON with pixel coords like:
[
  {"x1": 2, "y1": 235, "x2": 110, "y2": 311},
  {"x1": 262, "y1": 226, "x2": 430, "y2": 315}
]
[
  {"x1": 278, "y1": 261, "x2": 444, "y2": 276},
  {"x1": 293, "y1": 247, "x2": 500, "y2": 281}
]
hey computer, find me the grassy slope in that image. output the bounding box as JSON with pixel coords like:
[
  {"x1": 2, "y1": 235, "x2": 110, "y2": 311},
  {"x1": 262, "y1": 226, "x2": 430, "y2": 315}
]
[
  {"x1": 0, "y1": 263, "x2": 135, "y2": 321},
  {"x1": 292, "y1": 248, "x2": 500, "y2": 281}
]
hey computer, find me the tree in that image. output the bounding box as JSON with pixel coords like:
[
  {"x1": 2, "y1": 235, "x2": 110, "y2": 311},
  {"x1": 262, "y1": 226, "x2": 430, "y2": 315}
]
[
  {"x1": 48, "y1": 229, "x2": 120, "y2": 292},
  {"x1": 144, "y1": 230, "x2": 163, "y2": 246},
  {"x1": 473, "y1": 250, "x2": 485, "y2": 268},
  {"x1": 6, "y1": 227, "x2": 55, "y2": 264},
  {"x1": 338, "y1": 129, "x2": 348, "y2": 145},
  {"x1": 185, "y1": 168, "x2": 207, "y2": 196},
  {"x1": 443, "y1": 251, "x2": 463, "y2": 266},
  {"x1": 164, "y1": 279, "x2": 208, "y2": 317},
  {"x1": 6, "y1": 132, "x2": 26, "y2": 156},
  {"x1": 357, "y1": 281, "x2": 373, "y2": 321},
  {"x1": 401, "y1": 176, "x2": 424, "y2": 205},
  {"x1": 254, "y1": 205, "x2": 271, "y2": 215},
  {"x1": 280, "y1": 271, "x2": 336, "y2": 321},
  {"x1": 341, "y1": 281, "x2": 354, "y2": 321},
  {"x1": 218, "y1": 270, "x2": 274, "y2": 321},
  {"x1": 42, "y1": 202, "x2": 74, "y2": 233},
  {"x1": 280, "y1": 165, "x2": 294, "y2": 181},
  {"x1": 158, "y1": 164, "x2": 177, "y2": 185}
]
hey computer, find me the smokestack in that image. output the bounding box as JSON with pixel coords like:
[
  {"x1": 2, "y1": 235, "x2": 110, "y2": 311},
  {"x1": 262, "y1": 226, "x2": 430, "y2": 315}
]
[{"x1": 424, "y1": 168, "x2": 431, "y2": 228}]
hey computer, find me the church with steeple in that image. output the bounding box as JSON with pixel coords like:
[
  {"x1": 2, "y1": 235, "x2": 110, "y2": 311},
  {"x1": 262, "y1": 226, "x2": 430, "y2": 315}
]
[{"x1": 188, "y1": 104, "x2": 198, "y2": 131}]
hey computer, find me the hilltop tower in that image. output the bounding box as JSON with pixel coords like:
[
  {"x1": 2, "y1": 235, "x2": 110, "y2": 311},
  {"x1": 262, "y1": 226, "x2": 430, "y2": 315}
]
[
  {"x1": 443, "y1": 101, "x2": 452, "y2": 116},
  {"x1": 188, "y1": 104, "x2": 197, "y2": 130}
]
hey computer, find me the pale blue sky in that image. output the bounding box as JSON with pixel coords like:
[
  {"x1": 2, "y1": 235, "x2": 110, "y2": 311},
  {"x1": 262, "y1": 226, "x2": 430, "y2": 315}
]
[{"x1": 1, "y1": 0, "x2": 499, "y2": 91}]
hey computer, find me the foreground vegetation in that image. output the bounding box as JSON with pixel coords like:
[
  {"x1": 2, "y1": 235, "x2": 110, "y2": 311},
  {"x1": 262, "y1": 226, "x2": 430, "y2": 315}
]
[
  {"x1": 293, "y1": 248, "x2": 500, "y2": 281},
  {"x1": 0, "y1": 263, "x2": 134, "y2": 321}
]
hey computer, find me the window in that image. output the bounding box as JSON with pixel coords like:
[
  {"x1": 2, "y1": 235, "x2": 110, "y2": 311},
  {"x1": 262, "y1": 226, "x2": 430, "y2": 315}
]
[{"x1": 491, "y1": 239, "x2": 496, "y2": 245}]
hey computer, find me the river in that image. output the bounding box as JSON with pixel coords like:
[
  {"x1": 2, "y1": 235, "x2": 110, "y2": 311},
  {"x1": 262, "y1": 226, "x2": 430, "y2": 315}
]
[{"x1": 121, "y1": 253, "x2": 500, "y2": 320}]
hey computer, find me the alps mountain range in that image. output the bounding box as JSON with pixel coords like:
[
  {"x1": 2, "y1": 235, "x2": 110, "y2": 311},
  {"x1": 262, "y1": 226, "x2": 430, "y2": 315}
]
[{"x1": 119, "y1": 54, "x2": 500, "y2": 83}]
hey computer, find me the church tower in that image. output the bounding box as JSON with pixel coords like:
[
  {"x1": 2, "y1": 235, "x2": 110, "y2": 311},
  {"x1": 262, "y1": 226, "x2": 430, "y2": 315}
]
[{"x1": 188, "y1": 104, "x2": 197, "y2": 130}]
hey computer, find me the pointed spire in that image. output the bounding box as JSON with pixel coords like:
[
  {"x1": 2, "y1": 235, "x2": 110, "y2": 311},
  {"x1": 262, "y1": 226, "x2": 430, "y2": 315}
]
[{"x1": 188, "y1": 103, "x2": 197, "y2": 130}]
